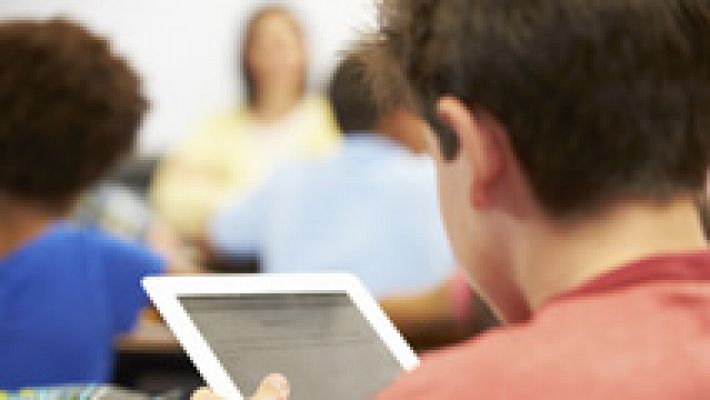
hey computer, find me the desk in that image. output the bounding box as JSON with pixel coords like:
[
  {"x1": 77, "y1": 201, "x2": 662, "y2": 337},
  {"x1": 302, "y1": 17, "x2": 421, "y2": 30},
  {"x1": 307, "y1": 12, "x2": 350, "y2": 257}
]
[
  {"x1": 114, "y1": 314, "x2": 202, "y2": 393},
  {"x1": 116, "y1": 319, "x2": 180, "y2": 353}
]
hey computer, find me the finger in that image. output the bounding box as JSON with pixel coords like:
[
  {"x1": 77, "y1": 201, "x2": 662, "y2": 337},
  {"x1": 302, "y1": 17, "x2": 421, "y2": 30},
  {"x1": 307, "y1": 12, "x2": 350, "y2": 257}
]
[
  {"x1": 191, "y1": 387, "x2": 222, "y2": 400},
  {"x1": 250, "y1": 373, "x2": 290, "y2": 400}
]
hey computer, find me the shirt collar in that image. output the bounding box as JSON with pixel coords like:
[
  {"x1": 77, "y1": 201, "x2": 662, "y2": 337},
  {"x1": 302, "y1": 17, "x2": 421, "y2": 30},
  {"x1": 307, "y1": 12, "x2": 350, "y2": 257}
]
[
  {"x1": 340, "y1": 133, "x2": 410, "y2": 158},
  {"x1": 548, "y1": 250, "x2": 710, "y2": 305}
]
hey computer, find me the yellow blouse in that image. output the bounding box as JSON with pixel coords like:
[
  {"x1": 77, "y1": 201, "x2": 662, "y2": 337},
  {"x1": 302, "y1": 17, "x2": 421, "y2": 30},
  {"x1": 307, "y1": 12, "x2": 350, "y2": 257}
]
[{"x1": 150, "y1": 94, "x2": 340, "y2": 238}]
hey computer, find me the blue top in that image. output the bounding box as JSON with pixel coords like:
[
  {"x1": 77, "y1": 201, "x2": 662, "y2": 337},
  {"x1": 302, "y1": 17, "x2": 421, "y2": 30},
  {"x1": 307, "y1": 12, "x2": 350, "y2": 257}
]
[
  {"x1": 0, "y1": 222, "x2": 165, "y2": 390},
  {"x1": 211, "y1": 135, "x2": 454, "y2": 297}
]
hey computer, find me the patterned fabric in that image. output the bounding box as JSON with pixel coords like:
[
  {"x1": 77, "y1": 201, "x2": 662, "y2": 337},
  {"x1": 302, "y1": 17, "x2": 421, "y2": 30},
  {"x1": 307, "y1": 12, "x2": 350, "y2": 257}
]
[
  {"x1": 0, "y1": 386, "x2": 149, "y2": 400},
  {"x1": 0, "y1": 386, "x2": 101, "y2": 400}
]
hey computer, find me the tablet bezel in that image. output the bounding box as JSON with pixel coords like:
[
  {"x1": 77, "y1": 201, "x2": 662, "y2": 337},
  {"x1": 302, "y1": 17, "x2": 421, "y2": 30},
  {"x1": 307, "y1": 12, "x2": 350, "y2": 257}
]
[{"x1": 142, "y1": 273, "x2": 420, "y2": 399}]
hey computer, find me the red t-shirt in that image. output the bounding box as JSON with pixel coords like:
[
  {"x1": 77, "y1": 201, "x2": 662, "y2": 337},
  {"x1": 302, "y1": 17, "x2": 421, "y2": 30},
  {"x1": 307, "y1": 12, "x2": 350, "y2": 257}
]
[{"x1": 377, "y1": 251, "x2": 710, "y2": 400}]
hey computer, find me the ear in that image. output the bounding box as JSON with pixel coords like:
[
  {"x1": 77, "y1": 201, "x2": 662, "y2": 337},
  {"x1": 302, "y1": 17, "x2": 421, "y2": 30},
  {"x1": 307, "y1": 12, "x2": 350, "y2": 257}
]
[{"x1": 436, "y1": 96, "x2": 504, "y2": 209}]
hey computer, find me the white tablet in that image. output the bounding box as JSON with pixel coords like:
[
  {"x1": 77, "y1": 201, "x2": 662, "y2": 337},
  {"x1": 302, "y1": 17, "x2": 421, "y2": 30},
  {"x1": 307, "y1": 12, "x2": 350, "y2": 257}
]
[{"x1": 142, "y1": 273, "x2": 419, "y2": 399}]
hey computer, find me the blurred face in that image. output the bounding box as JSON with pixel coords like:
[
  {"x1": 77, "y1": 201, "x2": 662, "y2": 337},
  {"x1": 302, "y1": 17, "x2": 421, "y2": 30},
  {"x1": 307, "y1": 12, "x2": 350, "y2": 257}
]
[{"x1": 247, "y1": 12, "x2": 305, "y2": 91}]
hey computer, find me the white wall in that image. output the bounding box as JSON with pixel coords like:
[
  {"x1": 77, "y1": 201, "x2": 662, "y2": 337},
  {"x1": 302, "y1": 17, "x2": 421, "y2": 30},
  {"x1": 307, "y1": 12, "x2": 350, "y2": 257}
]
[{"x1": 0, "y1": 0, "x2": 377, "y2": 154}]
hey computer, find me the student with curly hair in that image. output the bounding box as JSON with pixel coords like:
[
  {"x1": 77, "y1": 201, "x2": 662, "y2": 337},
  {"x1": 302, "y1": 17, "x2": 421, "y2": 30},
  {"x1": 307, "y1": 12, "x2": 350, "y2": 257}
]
[
  {"x1": 0, "y1": 19, "x2": 165, "y2": 389},
  {"x1": 196, "y1": 0, "x2": 710, "y2": 398}
]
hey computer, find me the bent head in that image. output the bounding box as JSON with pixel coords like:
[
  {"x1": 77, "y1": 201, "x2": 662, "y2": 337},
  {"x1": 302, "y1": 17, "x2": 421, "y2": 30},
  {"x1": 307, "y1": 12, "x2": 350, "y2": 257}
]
[
  {"x1": 328, "y1": 55, "x2": 427, "y2": 154},
  {"x1": 361, "y1": 0, "x2": 710, "y2": 321}
]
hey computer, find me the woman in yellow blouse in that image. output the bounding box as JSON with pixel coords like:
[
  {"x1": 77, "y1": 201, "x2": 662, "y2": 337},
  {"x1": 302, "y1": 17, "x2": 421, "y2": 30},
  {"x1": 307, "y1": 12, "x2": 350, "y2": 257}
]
[{"x1": 151, "y1": 6, "x2": 339, "y2": 240}]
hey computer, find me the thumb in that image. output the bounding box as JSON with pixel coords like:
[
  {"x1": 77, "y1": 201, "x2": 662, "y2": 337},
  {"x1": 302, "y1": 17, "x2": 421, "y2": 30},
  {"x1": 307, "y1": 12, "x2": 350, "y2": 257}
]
[{"x1": 250, "y1": 373, "x2": 290, "y2": 400}]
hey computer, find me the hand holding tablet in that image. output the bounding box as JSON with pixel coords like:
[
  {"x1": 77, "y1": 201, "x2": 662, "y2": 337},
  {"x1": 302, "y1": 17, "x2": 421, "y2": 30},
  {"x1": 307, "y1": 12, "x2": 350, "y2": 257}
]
[
  {"x1": 144, "y1": 273, "x2": 418, "y2": 399},
  {"x1": 193, "y1": 373, "x2": 289, "y2": 400}
]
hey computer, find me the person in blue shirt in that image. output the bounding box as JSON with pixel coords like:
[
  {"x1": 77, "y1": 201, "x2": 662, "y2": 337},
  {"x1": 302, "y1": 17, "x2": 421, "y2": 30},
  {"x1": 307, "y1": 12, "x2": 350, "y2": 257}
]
[
  {"x1": 0, "y1": 19, "x2": 165, "y2": 389},
  {"x1": 209, "y1": 56, "x2": 454, "y2": 297}
]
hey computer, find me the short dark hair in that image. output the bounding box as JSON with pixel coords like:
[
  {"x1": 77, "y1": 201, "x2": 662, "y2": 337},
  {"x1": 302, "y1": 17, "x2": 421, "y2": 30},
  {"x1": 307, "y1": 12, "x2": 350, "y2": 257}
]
[
  {"x1": 361, "y1": 0, "x2": 710, "y2": 217},
  {"x1": 328, "y1": 56, "x2": 381, "y2": 133},
  {"x1": 0, "y1": 18, "x2": 146, "y2": 210}
]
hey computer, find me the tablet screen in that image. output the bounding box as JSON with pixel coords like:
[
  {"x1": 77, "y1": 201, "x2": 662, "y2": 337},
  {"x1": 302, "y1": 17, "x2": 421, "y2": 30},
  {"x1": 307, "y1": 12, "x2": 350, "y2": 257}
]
[{"x1": 178, "y1": 292, "x2": 403, "y2": 400}]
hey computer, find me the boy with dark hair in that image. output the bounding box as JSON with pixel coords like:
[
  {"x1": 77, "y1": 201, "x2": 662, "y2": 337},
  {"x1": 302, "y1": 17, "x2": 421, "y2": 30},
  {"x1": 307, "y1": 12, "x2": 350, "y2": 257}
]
[
  {"x1": 0, "y1": 19, "x2": 165, "y2": 389},
  {"x1": 197, "y1": 0, "x2": 710, "y2": 398},
  {"x1": 209, "y1": 56, "x2": 453, "y2": 298},
  {"x1": 368, "y1": 0, "x2": 710, "y2": 398}
]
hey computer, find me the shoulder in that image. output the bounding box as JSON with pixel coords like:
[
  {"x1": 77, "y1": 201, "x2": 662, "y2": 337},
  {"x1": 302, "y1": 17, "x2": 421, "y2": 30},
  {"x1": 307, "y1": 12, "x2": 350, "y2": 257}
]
[
  {"x1": 375, "y1": 328, "x2": 527, "y2": 399},
  {"x1": 396, "y1": 156, "x2": 437, "y2": 183},
  {"x1": 300, "y1": 93, "x2": 332, "y2": 114},
  {"x1": 80, "y1": 227, "x2": 166, "y2": 275},
  {"x1": 378, "y1": 284, "x2": 710, "y2": 399},
  {"x1": 200, "y1": 107, "x2": 249, "y2": 131},
  {"x1": 169, "y1": 107, "x2": 250, "y2": 153},
  {"x1": 376, "y1": 318, "x2": 594, "y2": 399},
  {"x1": 78, "y1": 225, "x2": 138, "y2": 250},
  {"x1": 265, "y1": 159, "x2": 328, "y2": 193},
  {"x1": 298, "y1": 93, "x2": 340, "y2": 138},
  {"x1": 375, "y1": 155, "x2": 438, "y2": 202}
]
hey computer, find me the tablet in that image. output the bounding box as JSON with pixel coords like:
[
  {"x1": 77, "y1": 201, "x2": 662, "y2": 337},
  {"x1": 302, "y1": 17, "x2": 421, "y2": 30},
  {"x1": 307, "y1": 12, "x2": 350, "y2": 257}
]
[{"x1": 143, "y1": 273, "x2": 419, "y2": 399}]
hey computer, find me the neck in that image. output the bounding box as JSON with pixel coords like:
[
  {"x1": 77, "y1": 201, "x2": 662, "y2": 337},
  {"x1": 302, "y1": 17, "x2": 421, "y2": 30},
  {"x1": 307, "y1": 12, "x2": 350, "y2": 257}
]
[
  {"x1": 383, "y1": 130, "x2": 422, "y2": 154},
  {"x1": 517, "y1": 197, "x2": 708, "y2": 309},
  {"x1": 0, "y1": 198, "x2": 62, "y2": 259},
  {"x1": 376, "y1": 119, "x2": 425, "y2": 154},
  {"x1": 251, "y1": 83, "x2": 301, "y2": 122}
]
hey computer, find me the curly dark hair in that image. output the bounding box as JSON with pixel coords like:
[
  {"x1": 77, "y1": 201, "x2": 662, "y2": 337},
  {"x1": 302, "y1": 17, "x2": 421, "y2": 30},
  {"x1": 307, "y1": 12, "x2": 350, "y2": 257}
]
[
  {"x1": 0, "y1": 18, "x2": 147, "y2": 210},
  {"x1": 358, "y1": 0, "x2": 710, "y2": 217}
]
